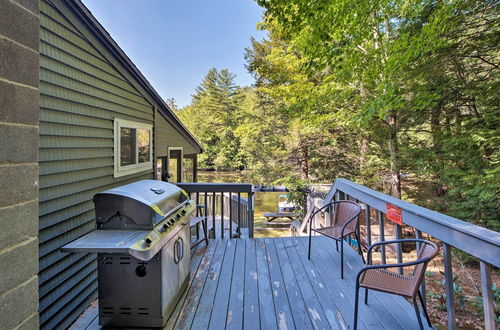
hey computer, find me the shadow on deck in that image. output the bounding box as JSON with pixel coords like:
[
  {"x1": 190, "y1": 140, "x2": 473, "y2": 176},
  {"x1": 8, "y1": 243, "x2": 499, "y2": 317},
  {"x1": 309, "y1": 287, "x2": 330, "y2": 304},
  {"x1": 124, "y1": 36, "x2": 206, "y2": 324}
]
[{"x1": 70, "y1": 237, "x2": 429, "y2": 329}]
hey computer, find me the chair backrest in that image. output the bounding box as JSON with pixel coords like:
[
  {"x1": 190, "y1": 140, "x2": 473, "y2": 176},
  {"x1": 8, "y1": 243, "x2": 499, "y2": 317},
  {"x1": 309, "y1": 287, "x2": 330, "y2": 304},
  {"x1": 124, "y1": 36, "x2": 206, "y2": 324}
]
[
  {"x1": 411, "y1": 240, "x2": 439, "y2": 294},
  {"x1": 333, "y1": 201, "x2": 362, "y2": 233}
]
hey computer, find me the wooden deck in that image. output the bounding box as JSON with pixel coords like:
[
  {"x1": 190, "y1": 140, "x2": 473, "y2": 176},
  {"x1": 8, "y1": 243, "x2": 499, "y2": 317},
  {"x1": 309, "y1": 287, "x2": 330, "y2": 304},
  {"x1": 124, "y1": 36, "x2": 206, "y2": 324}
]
[{"x1": 71, "y1": 236, "x2": 431, "y2": 329}]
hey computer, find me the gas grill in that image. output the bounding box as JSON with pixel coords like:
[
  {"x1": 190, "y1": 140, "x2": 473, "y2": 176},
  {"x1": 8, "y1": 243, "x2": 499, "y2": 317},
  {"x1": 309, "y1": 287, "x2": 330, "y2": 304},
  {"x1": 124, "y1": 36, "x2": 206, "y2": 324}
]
[{"x1": 62, "y1": 180, "x2": 195, "y2": 328}]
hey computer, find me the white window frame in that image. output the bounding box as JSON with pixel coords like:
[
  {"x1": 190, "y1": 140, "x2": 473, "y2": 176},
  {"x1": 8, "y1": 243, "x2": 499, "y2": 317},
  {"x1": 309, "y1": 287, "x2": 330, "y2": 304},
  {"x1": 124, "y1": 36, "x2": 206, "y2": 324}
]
[{"x1": 114, "y1": 118, "x2": 153, "y2": 178}]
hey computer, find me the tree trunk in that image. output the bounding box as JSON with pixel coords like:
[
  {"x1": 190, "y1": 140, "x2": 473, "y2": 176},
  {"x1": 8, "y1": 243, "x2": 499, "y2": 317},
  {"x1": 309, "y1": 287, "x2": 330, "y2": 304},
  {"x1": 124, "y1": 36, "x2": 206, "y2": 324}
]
[
  {"x1": 387, "y1": 114, "x2": 401, "y2": 199},
  {"x1": 301, "y1": 145, "x2": 309, "y2": 180},
  {"x1": 359, "y1": 136, "x2": 369, "y2": 173}
]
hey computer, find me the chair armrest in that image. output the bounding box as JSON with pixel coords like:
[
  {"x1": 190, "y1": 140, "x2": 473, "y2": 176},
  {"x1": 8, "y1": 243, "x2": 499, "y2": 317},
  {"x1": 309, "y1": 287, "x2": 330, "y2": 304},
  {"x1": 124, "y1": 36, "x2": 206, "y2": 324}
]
[
  {"x1": 366, "y1": 239, "x2": 430, "y2": 264},
  {"x1": 356, "y1": 257, "x2": 432, "y2": 283}
]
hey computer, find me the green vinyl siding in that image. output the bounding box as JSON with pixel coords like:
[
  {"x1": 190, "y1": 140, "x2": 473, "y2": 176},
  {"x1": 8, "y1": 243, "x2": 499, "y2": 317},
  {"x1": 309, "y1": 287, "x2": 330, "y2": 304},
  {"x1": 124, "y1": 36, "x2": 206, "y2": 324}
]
[
  {"x1": 39, "y1": 1, "x2": 155, "y2": 328},
  {"x1": 156, "y1": 111, "x2": 199, "y2": 156}
]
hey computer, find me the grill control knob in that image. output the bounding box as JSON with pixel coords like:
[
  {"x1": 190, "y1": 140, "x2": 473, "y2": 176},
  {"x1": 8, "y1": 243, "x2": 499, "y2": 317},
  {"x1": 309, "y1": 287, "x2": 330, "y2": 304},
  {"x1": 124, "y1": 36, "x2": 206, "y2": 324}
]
[
  {"x1": 144, "y1": 237, "x2": 152, "y2": 247},
  {"x1": 181, "y1": 210, "x2": 186, "y2": 215},
  {"x1": 161, "y1": 223, "x2": 169, "y2": 232},
  {"x1": 176, "y1": 214, "x2": 181, "y2": 220}
]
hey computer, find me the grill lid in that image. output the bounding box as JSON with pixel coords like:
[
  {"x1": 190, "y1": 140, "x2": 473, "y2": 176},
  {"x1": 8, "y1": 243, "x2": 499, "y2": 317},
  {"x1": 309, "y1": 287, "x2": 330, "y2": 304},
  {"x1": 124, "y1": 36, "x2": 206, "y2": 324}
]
[
  {"x1": 95, "y1": 180, "x2": 187, "y2": 217},
  {"x1": 94, "y1": 180, "x2": 189, "y2": 229}
]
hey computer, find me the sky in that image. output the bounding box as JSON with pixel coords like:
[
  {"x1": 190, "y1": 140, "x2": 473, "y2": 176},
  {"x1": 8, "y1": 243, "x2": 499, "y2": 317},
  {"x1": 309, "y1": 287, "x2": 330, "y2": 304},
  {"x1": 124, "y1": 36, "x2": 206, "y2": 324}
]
[{"x1": 82, "y1": 0, "x2": 267, "y2": 108}]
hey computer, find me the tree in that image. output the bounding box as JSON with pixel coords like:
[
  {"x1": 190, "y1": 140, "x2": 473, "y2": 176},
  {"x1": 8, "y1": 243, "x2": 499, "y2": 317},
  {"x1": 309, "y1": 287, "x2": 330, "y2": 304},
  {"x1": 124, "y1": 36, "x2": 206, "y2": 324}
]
[
  {"x1": 177, "y1": 68, "x2": 246, "y2": 170},
  {"x1": 253, "y1": 0, "x2": 499, "y2": 228}
]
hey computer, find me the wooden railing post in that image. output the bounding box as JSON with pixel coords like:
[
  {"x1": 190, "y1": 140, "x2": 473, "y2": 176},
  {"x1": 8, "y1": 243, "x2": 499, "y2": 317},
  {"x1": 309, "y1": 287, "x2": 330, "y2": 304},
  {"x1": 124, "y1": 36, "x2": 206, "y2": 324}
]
[
  {"x1": 248, "y1": 192, "x2": 254, "y2": 238},
  {"x1": 395, "y1": 223, "x2": 403, "y2": 274},
  {"x1": 480, "y1": 261, "x2": 496, "y2": 330},
  {"x1": 377, "y1": 211, "x2": 386, "y2": 264},
  {"x1": 443, "y1": 243, "x2": 456, "y2": 330},
  {"x1": 415, "y1": 230, "x2": 426, "y2": 301},
  {"x1": 365, "y1": 205, "x2": 372, "y2": 248}
]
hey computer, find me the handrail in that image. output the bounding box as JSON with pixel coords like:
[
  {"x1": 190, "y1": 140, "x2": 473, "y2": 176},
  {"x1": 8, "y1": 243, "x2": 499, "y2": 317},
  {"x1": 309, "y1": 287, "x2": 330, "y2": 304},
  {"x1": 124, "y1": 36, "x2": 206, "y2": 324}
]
[
  {"x1": 325, "y1": 178, "x2": 499, "y2": 329},
  {"x1": 328, "y1": 179, "x2": 500, "y2": 267},
  {"x1": 176, "y1": 183, "x2": 253, "y2": 193},
  {"x1": 176, "y1": 183, "x2": 254, "y2": 238}
]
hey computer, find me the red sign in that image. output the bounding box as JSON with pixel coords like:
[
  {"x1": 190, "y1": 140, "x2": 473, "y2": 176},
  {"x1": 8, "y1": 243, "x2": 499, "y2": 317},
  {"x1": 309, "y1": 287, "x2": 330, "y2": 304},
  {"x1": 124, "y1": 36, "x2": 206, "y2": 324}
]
[{"x1": 386, "y1": 204, "x2": 403, "y2": 225}]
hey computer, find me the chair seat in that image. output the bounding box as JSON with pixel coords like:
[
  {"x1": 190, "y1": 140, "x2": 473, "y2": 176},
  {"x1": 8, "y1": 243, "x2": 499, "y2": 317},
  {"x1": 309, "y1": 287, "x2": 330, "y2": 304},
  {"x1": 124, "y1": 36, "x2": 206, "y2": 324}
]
[
  {"x1": 313, "y1": 225, "x2": 356, "y2": 239},
  {"x1": 190, "y1": 216, "x2": 206, "y2": 226},
  {"x1": 360, "y1": 268, "x2": 415, "y2": 297}
]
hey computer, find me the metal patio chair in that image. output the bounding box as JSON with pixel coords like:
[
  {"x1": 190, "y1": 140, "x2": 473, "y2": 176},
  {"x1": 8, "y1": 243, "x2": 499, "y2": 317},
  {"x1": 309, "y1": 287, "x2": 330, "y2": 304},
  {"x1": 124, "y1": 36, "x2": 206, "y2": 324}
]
[
  {"x1": 190, "y1": 204, "x2": 209, "y2": 248},
  {"x1": 353, "y1": 239, "x2": 439, "y2": 330},
  {"x1": 308, "y1": 200, "x2": 365, "y2": 279}
]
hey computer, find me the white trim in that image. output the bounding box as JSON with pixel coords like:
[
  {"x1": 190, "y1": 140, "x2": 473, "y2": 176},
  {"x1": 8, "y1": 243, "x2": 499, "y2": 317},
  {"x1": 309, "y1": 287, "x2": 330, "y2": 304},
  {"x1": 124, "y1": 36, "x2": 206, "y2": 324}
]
[
  {"x1": 168, "y1": 147, "x2": 183, "y2": 182},
  {"x1": 114, "y1": 118, "x2": 153, "y2": 178}
]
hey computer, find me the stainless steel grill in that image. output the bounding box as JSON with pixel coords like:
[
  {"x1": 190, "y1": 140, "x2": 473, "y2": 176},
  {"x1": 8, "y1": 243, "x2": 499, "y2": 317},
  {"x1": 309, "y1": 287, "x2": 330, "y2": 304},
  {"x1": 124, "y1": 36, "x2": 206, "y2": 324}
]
[{"x1": 62, "y1": 180, "x2": 195, "y2": 328}]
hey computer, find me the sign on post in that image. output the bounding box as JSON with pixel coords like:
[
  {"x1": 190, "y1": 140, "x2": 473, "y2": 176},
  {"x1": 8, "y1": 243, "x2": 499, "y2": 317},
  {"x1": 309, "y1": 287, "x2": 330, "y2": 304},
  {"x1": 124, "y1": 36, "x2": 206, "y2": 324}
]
[{"x1": 386, "y1": 203, "x2": 403, "y2": 225}]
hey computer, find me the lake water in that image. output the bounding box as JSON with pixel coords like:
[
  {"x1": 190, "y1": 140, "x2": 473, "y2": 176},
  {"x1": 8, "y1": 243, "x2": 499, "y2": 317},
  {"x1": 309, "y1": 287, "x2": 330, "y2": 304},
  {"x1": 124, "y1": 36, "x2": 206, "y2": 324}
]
[{"x1": 197, "y1": 171, "x2": 283, "y2": 217}]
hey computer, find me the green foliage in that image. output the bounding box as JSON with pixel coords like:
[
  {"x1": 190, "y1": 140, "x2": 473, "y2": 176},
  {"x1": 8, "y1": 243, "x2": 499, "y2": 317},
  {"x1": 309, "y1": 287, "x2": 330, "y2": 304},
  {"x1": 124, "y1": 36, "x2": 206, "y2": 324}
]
[
  {"x1": 250, "y1": 0, "x2": 499, "y2": 230},
  {"x1": 179, "y1": 0, "x2": 499, "y2": 231},
  {"x1": 177, "y1": 68, "x2": 246, "y2": 170},
  {"x1": 473, "y1": 282, "x2": 500, "y2": 322},
  {"x1": 429, "y1": 274, "x2": 467, "y2": 311}
]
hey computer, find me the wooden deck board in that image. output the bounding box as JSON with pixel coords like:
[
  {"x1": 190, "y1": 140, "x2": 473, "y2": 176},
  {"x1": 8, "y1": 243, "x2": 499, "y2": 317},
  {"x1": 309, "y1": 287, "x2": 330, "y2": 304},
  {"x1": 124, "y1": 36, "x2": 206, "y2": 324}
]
[
  {"x1": 263, "y1": 238, "x2": 296, "y2": 330},
  {"x1": 255, "y1": 238, "x2": 278, "y2": 329},
  {"x1": 70, "y1": 236, "x2": 432, "y2": 330},
  {"x1": 190, "y1": 239, "x2": 227, "y2": 329},
  {"x1": 283, "y1": 237, "x2": 333, "y2": 330},
  {"x1": 226, "y1": 239, "x2": 245, "y2": 329},
  {"x1": 208, "y1": 239, "x2": 236, "y2": 330},
  {"x1": 242, "y1": 238, "x2": 260, "y2": 329},
  {"x1": 283, "y1": 237, "x2": 341, "y2": 329},
  {"x1": 274, "y1": 238, "x2": 314, "y2": 330}
]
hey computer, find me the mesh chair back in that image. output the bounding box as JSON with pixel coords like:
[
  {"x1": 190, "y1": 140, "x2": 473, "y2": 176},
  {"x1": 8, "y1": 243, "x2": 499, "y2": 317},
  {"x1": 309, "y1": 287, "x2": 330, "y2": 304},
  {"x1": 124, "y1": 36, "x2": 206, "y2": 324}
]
[
  {"x1": 410, "y1": 241, "x2": 439, "y2": 294},
  {"x1": 334, "y1": 201, "x2": 361, "y2": 234}
]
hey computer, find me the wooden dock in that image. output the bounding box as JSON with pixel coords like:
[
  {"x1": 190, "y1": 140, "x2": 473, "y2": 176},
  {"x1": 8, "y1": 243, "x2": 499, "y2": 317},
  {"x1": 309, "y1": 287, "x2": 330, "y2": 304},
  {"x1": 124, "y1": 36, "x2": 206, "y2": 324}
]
[{"x1": 70, "y1": 236, "x2": 431, "y2": 329}]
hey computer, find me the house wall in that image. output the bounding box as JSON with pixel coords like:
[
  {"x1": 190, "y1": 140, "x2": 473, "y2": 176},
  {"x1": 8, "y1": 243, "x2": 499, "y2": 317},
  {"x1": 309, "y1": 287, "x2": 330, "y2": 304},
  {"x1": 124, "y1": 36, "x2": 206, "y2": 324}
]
[
  {"x1": 156, "y1": 110, "x2": 199, "y2": 157},
  {"x1": 39, "y1": 1, "x2": 156, "y2": 328},
  {"x1": 0, "y1": 0, "x2": 40, "y2": 329}
]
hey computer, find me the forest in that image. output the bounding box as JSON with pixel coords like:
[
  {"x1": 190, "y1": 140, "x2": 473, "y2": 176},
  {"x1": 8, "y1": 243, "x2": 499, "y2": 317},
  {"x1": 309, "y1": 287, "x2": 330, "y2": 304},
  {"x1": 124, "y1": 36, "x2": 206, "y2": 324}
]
[{"x1": 177, "y1": 0, "x2": 499, "y2": 232}]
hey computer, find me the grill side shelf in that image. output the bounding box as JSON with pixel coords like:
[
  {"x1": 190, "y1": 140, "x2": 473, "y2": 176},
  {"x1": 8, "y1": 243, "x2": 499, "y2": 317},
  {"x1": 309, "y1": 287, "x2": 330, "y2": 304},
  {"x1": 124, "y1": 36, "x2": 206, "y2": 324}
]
[
  {"x1": 61, "y1": 201, "x2": 196, "y2": 261},
  {"x1": 61, "y1": 230, "x2": 150, "y2": 254}
]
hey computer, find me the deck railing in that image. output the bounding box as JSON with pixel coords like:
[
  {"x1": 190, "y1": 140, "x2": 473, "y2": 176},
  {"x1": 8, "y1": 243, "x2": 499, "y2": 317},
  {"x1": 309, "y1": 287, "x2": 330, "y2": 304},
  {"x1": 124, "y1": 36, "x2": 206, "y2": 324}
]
[
  {"x1": 176, "y1": 183, "x2": 254, "y2": 238},
  {"x1": 321, "y1": 178, "x2": 499, "y2": 330}
]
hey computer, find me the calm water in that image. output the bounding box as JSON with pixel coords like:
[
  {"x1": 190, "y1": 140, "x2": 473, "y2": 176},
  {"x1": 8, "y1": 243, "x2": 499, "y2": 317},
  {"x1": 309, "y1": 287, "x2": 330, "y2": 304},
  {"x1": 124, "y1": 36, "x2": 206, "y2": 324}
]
[{"x1": 197, "y1": 171, "x2": 283, "y2": 217}]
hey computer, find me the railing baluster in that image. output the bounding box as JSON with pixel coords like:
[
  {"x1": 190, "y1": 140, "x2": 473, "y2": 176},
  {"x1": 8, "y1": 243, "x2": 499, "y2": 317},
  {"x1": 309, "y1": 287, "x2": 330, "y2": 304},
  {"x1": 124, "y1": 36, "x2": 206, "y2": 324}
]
[
  {"x1": 480, "y1": 261, "x2": 496, "y2": 330},
  {"x1": 355, "y1": 199, "x2": 361, "y2": 251},
  {"x1": 248, "y1": 192, "x2": 254, "y2": 238},
  {"x1": 220, "y1": 192, "x2": 224, "y2": 239},
  {"x1": 204, "y1": 192, "x2": 208, "y2": 239},
  {"x1": 377, "y1": 211, "x2": 386, "y2": 264},
  {"x1": 395, "y1": 224, "x2": 403, "y2": 274},
  {"x1": 415, "y1": 230, "x2": 426, "y2": 300},
  {"x1": 443, "y1": 243, "x2": 456, "y2": 330},
  {"x1": 195, "y1": 192, "x2": 199, "y2": 240},
  {"x1": 237, "y1": 192, "x2": 241, "y2": 237},
  {"x1": 229, "y1": 193, "x2": 233, "y2": 238},
  {"x1": 365, "y1": 205, "x2": 371, "y2": 257},
  {"x1": 212, "y1": 192, "x2": 216, "y2": 238}
]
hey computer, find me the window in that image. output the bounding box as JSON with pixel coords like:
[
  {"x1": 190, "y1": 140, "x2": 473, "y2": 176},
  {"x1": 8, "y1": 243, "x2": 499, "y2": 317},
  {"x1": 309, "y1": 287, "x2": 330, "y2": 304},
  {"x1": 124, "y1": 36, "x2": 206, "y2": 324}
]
[{"x1": 114, "y1": 118, "x2": 153, "y2": 177}]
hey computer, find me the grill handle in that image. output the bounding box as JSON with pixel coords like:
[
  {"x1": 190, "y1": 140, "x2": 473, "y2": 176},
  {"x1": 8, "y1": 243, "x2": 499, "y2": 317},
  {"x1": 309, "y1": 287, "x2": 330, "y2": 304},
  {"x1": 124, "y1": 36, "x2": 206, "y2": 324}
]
[
  {"x1": 174, "y1": 240, "x2": 179, "y2": 264},
  {"x1": 173, "y1": 237, "x2": 184, "y2": 264}
]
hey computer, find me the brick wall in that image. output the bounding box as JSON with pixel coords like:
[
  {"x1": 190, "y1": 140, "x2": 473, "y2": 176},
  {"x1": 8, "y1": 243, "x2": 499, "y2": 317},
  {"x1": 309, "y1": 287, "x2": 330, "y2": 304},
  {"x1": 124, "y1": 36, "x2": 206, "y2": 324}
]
[{"x1": 0, "y1": 0, "x2": 40, "y2": 328}]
